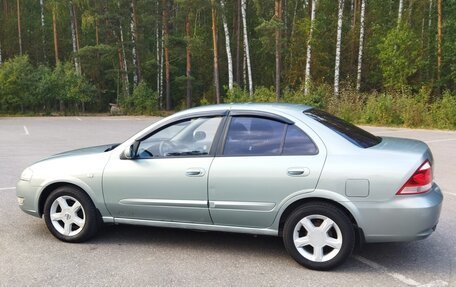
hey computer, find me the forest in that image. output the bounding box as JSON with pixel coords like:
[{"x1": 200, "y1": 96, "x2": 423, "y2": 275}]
[{"x1": 0, "y1": 0, "x2": 455, "y2": 128}]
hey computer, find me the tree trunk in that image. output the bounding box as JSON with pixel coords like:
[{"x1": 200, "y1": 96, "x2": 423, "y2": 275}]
[
  {"x1": 130, "y1": 0, "x2": 142, "y2": 86},
  {"x1": 211, "y1": 0, "x2": 221, "y2": 104},
  {"x1": 16, "y1": 0, "x2": 22, "y2": 55},
  {"x1": 427, "y1": 0, "x2": 433, "y2": 80},
  {"x1": 220, "y1": 0, "x2": 234, "y2": 91},
  {"x1": 351, "y1": 0, "x2": 357, "y2": 29},
  {"x1": 186, "y1": 14, "x2": 192, "y2": 108},
  {"x1": 407, "y1": 0, "x2": 414, "y2": 25},
  {"x1": 334, "y1": 0, "x2": 345, "y2": 97},
  {"x1": 235, "y1": 0, "x2": 241, "y2": 85},
  {"x1": 398, "y1": 0, "x2": 404, "y2": 25},
  {"x1": 95, "y1": 19, "x2": 100, "y2": 45},
  {"x1": 304, "y1": 0, "x2": 316, "y2": 96},
  {"x1": 73, "y1": 4, "x2": 81, "y2": 52},
  {"x1": 241, "y1": 0, "x2": 253, "y2": 97},
  {"x1": 275, "y1": 0, "x2": 282, "y2": 101},
  {"x1": 437, "y1": 0, "x2": 442, "y2": 87},
  {"x1": 119, "y1": 23, "x2": 130, "y2": 97},
  {"x1": 69, "y1": 1, "x2": 80, "y2": 74},
  {"x1": 356, "y1": 0, "x2": 366, "y2": 91},
  {"x1": 40, "y1": 0, "x2": 47, "y2": 62},
  {"x1": 156, "y1": 0, "x2": 161, "y2": 106},
  {"x1": 52, "y1": 8, "x2": 59, "y2": 65},
  {"x1": 163, "y1": 0, "x2": 171, "y2": 110}
]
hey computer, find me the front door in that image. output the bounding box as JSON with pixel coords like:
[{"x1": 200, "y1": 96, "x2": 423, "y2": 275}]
[{"x1": 103, "y1": 116, "x2": 223, "y2": 223}]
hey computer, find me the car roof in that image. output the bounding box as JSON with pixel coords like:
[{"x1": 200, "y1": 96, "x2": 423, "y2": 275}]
[{"x1": 174, "y1": 103, "x2": 313, "y2": 117}]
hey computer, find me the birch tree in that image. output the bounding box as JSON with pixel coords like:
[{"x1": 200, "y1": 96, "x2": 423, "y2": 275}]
[
  {"x1": 241, "y1": 0, "x2": 253, "y2": 96},
  {"x1": 186, "y1": 14, "x2": 192, "y2": 107},
  {"x1": 220, "y1": 0, "x2": 233, "y2": 91},
  {"x1": 69, "y1": 0, "x2": 81, "y2": 74},
  {"x1": 304, "y1": 0, "x2": 316, "y2": 96},
  {"x1": 356, "y1": 0, "x2": 366, "y2": 91},
  {"x1": 275, "y1": 0, "x2": 282, "y2": 101},
  {"x1": 163, "y1": 0, "x2": 171, "y2": 110},
  {"x1": 398, "y1": 0, "x2": 404, "y2": 24},
  {"x1": 334, "y1": 0, "x2": 345, "y2": 97},
  {"x1": 40, "y1": 0, "x2": 47, "y2": 62},
  {"x1": 130, "y1": 0, "x2": 142, "y2": 86},
  {"x1": 116, "y1": 0, "x2": 129, "y2": 97},
  {"x1": 211, "y1": 0, "x2": 221, "y2": 103}
]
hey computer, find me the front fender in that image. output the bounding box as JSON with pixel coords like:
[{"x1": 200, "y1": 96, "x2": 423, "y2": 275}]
[{"x1": 35, "y1": 176, "x2": 111, "y2": 218}]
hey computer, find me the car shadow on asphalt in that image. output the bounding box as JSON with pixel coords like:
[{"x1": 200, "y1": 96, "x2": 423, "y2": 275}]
[{"x1": 29, "y1": 222, "x2": 449, "y2": 276}]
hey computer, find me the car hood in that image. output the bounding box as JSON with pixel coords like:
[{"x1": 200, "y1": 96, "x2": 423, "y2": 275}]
[
  {"x1": 34, "y1": 143, "x2": 119, "y2": 164},
  {"x1": 55, "y1": 143, "x2": 118, "y2": 157}
]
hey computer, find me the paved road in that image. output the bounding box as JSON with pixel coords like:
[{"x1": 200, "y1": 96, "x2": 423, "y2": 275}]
[{"x1": 0, "y1": 117, "x2": 454, "y2": 286}]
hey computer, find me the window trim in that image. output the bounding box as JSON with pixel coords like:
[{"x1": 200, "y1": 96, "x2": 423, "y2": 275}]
[
  {"x1": 217, "y1": 114, "x2": 319, "y2": 157},
  {"x1": 132, "y1": 113, "x2": 228, "y2": 159}
]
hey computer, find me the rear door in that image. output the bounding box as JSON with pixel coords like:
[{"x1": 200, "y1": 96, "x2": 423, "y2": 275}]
[{"x1": 208, "y1": 114, "x2": 326, "y2": 228}]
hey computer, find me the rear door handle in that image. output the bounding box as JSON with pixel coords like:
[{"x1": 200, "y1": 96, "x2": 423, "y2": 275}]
[
  {"x1": 287, "y1": 168, "x2": 310, "y2": 177},
  {"x1": 186, "y1": 168, "x2": 205, "y2": 177}
]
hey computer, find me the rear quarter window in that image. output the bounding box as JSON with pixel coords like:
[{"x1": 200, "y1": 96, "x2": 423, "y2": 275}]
[{"x1": 304, "y1": 109, "x2": 381, "y2": 148}]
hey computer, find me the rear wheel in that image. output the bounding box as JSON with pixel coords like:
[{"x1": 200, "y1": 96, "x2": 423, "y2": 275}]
[
  {"x1": 43, "y1": 186, "x2": 98, "y2": 242},
  {"x1": 283, "y1": 202, "x2": 355, "y2": 270}
]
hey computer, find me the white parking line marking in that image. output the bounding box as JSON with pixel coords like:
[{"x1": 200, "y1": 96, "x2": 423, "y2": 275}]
[
  {"x1": 444, "y1": 191, "x2": 456, "y2": 197},
  {"x1": 425, "y1": 138, "x2": 456, "y2": 144},
  {"x1": 23, "y1": 126, "x2": 29, "y2": 135},
  {"x1": 76, "y1": 117, "x2": 82, "y2": 121},
  {"x1": 354, "y1": 256, "x2": 448, "y2": 286},
  {"x1": 418, "y1": 280, "x2": 448, "y2": 287},
  {"x1": 0, "y1": 187, "x2": 16, "y2": 191}
]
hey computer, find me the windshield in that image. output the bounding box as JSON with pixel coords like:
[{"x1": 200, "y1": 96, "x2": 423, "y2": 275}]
[{"x1": 304, "y1": 109, "x2": 381, "y2": 148}]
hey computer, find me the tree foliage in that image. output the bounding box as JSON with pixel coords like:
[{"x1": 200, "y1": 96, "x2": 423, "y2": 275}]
[{"x1": 0, "y1": 0, "x2": 454, "y2": 115}]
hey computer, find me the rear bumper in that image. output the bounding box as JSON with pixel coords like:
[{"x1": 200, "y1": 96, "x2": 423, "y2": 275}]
[{"x1": 355, "y1": 183, "x2": 443, "y2": 243}]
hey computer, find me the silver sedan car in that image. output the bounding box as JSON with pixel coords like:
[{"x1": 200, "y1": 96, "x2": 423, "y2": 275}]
[{"x1": 17, "y1": 103, "x2": 443, "y2": 270}]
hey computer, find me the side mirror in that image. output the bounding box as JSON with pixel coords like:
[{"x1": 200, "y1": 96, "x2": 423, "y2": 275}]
[
  {"x1": 121, "y1": 141, "x2": 139, "y2": 160},
  {"x1": 122, "y1": 146, "x2": 133, "y2": 159}
]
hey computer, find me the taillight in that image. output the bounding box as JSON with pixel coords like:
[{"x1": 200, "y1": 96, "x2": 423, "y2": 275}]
[{"x1": 397, "y1": 160, "x2": 433, "y2": 195}]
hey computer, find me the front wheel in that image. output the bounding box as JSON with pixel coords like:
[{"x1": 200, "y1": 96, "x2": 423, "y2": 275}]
[
  {"x1": 43, "y1": 186, "x2": 98, "y2": 243},
  {"x1": 283, "y1": 202, "x2": 355, "y2": 270}
]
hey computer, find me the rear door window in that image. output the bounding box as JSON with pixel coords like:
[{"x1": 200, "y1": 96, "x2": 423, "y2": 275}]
[{"x1": 223, "y1": 117, "x2": 318, "y2": 156}]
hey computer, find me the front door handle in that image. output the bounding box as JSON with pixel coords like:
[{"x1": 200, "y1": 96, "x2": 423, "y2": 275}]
[
  {"x1": 287, "y1": 168, "x2": 310, "y2": 177},
  {"x1": 186, "y1": 168, "x2": 205, "y2": 177}
]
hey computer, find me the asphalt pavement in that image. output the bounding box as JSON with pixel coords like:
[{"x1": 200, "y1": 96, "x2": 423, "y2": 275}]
[{"x1": 0, "y1": 116, "x2": 454, "y2": 286}]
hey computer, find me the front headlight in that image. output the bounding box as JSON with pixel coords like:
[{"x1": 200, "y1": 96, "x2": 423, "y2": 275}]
[{"x1": 20, "y1": 168, "x2": 33, "y2": 181}]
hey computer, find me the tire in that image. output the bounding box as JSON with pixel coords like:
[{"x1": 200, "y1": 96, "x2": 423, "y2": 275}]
[
  {"x1": 43, "y1": 186, "x2": 98, "y2": 243},
  {"x1": 282, "y1": 202, "x2": 355, "y2": 270}
]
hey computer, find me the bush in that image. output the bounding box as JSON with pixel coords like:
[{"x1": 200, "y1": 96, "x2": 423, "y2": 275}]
[
  {"x1": 328, "y1": 89, "x2": 365, "y2": 123},
  {"x1": 122, "y1": 81, "x2": 158, "y2": 115},
  {"x1": 283, "y1": 84, "x2": 330, "y2": 109},
  {"x1": 430, "y1": 91, "x2": 456, "y2": 129},
  {"x1": 362, "y1": 93, "x2": 398, "y2": 125},
  {"x1": 0, "y1": 56, "x2": 96, "y2": 114}
]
